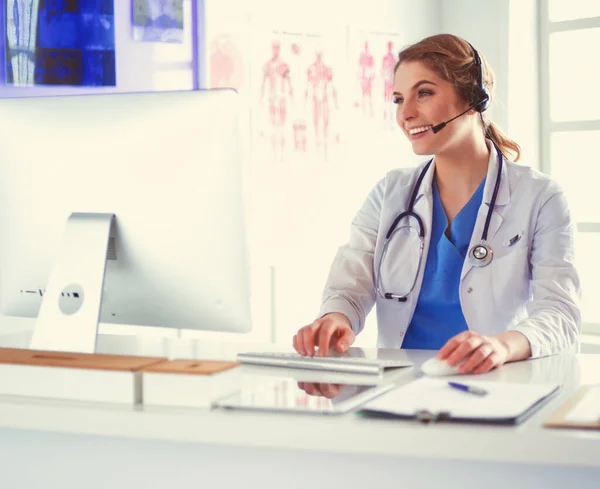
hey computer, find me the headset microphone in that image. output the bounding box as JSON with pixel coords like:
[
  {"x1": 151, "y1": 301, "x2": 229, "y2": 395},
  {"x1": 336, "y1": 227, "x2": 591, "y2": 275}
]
[{"x1": 430, "y1": 103, "x2": 479, "y2": 134}]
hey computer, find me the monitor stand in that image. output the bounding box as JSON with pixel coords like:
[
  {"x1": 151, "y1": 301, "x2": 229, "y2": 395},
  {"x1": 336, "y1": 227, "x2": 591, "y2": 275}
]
[{"x1": 29, "y1": 213, "x2": 115, "y2": 354}]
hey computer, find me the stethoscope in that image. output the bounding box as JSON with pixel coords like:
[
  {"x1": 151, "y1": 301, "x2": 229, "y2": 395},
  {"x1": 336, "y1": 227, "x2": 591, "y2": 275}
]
[{"x1": 375, "y1": 143, "x2": 504, "y2": 302}]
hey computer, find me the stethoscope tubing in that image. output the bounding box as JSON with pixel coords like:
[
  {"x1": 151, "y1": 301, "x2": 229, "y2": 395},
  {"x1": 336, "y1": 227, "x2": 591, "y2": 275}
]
[{"x1": 377, "y1": 145, "x2": 504, "y2": 301}]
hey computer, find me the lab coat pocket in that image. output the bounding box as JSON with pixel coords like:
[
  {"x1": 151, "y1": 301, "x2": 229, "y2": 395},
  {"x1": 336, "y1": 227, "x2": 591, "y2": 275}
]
[{"x1": 491, "y1": 244, "x2": 530, "y2": 309}]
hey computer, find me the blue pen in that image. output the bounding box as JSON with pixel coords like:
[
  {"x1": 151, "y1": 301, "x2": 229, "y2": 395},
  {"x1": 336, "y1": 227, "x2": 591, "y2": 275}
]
[{"x1": 448, "y1": 381, "x2": 488, "y2": 397}]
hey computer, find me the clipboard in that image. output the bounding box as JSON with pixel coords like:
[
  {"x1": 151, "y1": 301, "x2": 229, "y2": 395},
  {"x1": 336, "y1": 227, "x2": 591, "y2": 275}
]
[
  {"x1": 544, "y1": 385, "x2": 600, "y2": 430},
  {"x1": 357, "y1": 378, "x2": 561, "y2": 425}
]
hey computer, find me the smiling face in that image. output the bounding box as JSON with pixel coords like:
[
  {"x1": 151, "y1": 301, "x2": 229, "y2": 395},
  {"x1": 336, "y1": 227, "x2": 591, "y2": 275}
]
[{"x1": 393, "y1": 60, "x2": 475, "y2": 156}]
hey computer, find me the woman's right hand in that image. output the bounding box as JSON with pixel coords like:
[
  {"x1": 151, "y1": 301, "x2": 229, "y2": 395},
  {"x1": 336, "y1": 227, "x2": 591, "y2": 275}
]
[{"x1": 292, "y1": 313, "x2": 356, "y2": 357}]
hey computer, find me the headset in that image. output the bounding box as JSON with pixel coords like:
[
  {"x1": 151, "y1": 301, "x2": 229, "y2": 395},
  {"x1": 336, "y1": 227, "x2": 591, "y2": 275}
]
[{"x1": 431, "y1": 42, "x2": 491, "y2": 134}]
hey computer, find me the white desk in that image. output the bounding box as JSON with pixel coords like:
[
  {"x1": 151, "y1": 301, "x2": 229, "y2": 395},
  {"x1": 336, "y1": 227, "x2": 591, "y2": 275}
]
[{"x1": 0, "y1": 331, "x2": 599, "y2": 489}]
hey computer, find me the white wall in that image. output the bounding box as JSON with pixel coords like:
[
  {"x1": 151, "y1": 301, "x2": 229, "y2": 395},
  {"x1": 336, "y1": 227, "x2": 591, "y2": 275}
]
[
  {"x1": 507, "y1": 0, "x2": 539, "y2": 168},
  {"x1": 205, "y1": 0, "x2": 441, "y2": 32}
]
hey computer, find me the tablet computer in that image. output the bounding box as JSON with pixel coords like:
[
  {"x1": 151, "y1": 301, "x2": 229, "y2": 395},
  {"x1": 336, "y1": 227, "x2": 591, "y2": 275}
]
[{"x1": 213, "y1": 376, "x2": 396, "y2": 415}]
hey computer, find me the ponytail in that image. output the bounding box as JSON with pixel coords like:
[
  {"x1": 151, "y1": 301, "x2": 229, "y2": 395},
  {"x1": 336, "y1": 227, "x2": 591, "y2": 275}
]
[{"x1": 485, "y1": 120, "x2": 521, "y2": 162}]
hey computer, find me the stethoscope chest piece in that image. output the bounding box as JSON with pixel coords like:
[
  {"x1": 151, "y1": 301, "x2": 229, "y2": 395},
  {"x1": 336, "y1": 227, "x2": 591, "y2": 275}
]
[{"x1": 469, "y1": 242, "x2": 493, "y2": 267}]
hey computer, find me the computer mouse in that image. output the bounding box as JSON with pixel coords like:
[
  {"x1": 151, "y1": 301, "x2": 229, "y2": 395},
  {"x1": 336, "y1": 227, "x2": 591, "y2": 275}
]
[{"x1": 420, "y1": 357, "x2": 464, "y2": 376}]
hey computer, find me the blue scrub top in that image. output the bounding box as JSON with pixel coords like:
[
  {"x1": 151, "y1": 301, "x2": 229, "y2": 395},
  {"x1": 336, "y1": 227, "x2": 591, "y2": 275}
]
[{"x1": 402, "y1": 177, "x2": 486, "y2": 350}]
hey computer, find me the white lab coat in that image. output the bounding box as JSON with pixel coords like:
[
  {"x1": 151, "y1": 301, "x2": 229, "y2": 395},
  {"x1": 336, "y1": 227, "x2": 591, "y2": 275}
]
[{"x1": 319, "y1": 145, "x2": 581, "y2": 358}]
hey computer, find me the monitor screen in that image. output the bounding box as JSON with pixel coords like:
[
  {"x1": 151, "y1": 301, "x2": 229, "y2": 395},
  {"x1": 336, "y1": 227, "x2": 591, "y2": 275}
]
[{"x1": 0, "y1": 89, "x2": 252, "y2": 353}]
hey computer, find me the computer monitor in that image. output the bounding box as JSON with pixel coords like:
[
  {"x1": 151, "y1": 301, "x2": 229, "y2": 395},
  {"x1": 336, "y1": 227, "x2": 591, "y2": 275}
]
[{"x1": 0, "y1": 89, "x2": 252, "y2": 353}]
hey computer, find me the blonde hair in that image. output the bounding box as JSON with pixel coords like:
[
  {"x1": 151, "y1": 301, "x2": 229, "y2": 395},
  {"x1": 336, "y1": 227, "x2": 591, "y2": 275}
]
[{"x1": 395, "y1": 34, "x2": 521, "y2": 161}]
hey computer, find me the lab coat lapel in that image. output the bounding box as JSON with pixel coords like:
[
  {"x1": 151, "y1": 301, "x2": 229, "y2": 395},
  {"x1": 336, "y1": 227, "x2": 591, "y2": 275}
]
[{"x1": 461, "y1": 145, "x2": 511, "y2": 280}]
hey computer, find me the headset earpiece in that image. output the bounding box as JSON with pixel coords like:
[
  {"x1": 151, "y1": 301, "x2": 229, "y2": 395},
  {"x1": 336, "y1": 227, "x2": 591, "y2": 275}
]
[
  {"x1": 476, "y1": 86, "x2": 491, "y2": 113},
  {"x1": 467, "y1": 42, "x2": 490, "y2": 113}
]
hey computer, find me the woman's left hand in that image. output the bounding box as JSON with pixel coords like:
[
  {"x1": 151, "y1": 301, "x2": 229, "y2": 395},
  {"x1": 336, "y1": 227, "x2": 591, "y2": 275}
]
[{"x1": 438, "y1": 331, "x2": 510, "y2": 375}]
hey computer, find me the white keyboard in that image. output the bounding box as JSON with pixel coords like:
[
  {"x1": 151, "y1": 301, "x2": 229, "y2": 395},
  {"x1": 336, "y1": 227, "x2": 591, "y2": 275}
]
[{"x1": 237, "y1": 351, "x2": 414, "y2": 375}]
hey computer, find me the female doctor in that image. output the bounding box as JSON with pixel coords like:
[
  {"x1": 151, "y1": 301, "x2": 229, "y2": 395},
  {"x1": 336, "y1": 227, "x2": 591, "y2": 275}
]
[{"x1": 292, "y1": 34, "x2": 581, "y2": 375}]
